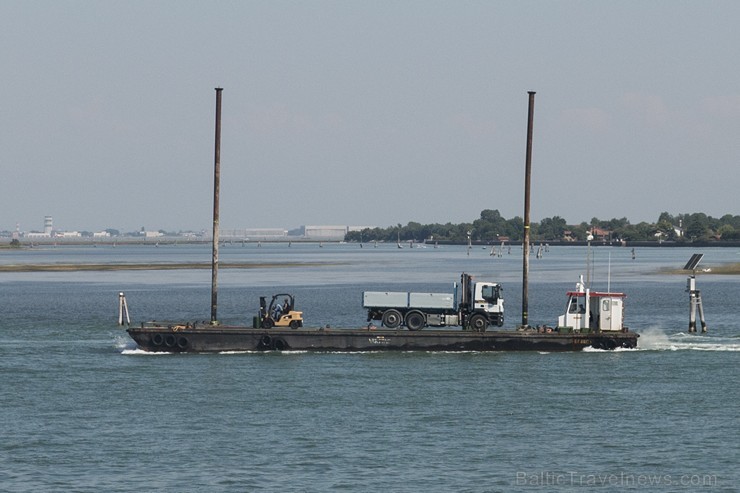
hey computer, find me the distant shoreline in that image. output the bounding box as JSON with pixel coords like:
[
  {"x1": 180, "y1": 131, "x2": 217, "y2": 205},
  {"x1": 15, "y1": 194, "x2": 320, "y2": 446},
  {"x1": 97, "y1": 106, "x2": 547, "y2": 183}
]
[
  {"x1": 0, "y1": 260, "x2": 737, "y2": 275},
  {"x1": 2, "y1": 238, "x2": 740, "y2": 248}
]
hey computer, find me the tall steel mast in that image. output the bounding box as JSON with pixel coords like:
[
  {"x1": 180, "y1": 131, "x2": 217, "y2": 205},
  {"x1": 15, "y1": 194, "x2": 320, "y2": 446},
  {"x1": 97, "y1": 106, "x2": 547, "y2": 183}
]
[
  {"x1": 211, "y1": 87, "x2": 223, "y2": 324},
  {"x1": 521, "y1": 91, "x2": 536, "y2": 328}
]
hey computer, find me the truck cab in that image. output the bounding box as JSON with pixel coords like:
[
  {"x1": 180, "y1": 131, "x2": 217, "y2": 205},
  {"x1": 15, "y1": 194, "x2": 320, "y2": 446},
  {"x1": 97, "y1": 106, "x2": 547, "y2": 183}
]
[
  {"x1": 460, "y1": 273, "x2": 504, "y2": 330},
  {"x1": 472, "y1": 281, "x2": 504, "y2": 323}
]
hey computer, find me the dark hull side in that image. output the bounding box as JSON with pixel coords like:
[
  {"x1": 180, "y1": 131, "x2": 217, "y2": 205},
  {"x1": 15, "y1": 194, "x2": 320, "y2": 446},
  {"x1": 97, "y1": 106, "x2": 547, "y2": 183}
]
[{"x1": 126, "y1": 324, "x2": 638, "y2": 353}]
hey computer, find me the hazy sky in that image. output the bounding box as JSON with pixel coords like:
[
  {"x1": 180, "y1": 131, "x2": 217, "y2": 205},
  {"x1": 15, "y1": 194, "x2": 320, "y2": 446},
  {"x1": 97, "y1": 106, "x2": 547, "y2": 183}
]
[{"x1": 2, "y1": 1, "x2": 738, "y2": 233}]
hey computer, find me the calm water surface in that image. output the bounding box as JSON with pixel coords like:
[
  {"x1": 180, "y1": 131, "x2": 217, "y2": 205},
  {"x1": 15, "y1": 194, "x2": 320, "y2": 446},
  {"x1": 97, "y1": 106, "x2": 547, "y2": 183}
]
[{"x1": 1, "y1": 244, "x2": 738, "y2": 491}]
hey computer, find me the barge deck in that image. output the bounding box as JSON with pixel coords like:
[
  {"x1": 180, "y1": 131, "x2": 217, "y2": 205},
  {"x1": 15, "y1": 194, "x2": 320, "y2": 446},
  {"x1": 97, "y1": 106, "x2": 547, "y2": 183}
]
[{"x1": 127, "y1": 324, "x2": 638, "y2": 353}]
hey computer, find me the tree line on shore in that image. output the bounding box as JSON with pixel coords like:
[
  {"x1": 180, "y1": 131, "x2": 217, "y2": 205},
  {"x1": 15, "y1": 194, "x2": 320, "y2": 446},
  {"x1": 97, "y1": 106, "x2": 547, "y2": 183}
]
[{"x1": 344, "y1": 210, "x2": 740, "y2": 244}]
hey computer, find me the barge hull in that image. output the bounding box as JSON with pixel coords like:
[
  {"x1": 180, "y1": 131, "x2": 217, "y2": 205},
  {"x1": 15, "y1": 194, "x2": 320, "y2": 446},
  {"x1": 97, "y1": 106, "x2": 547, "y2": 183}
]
[{"x1": 127, "y1": 325, "x2": 638, "y2": 353}]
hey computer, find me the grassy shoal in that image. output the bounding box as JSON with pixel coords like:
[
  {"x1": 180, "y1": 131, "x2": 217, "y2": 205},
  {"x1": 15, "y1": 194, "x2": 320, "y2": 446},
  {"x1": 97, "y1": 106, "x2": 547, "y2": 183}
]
[{"x1": 659, "y1": 263, "x2": 740, "y2": 275}]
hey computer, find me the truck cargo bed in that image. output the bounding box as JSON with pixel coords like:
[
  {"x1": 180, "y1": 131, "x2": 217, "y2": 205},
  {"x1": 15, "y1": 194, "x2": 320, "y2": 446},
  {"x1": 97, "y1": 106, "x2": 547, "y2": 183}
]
[{"x1": 363, "y1": 291, "x2": 456, "y2": 310}]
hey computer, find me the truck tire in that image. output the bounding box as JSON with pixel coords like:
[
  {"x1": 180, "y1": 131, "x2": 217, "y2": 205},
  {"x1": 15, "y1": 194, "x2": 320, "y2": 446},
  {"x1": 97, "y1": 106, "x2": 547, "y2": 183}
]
[
  {"x1": 468, "y1": 314, "x2": 488, "y2": 332},
  {"x1": 382, "y1": 309, "x2": 402, "y2": 329},
  {"x1": 405, "y1": 311, "x2": 426, "y2": 331}
]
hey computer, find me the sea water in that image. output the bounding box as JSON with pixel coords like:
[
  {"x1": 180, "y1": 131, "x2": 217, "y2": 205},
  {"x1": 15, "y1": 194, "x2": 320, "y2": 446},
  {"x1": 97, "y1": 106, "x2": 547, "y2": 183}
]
[{"x1": 0, "y1": 244, "x2": 737, "y2": 492}]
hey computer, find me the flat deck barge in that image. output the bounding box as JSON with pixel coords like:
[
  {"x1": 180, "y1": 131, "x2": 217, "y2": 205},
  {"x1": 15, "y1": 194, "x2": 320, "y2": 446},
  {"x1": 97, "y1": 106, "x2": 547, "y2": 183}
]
[{"x1": 127, "y1": 323, "x2": 638, "y2": 353}]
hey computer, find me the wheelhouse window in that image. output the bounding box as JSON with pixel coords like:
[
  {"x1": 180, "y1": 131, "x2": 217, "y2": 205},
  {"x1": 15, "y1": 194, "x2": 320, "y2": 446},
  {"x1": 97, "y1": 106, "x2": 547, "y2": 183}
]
[{"x1": 568, "y1": 297, "x2": 579, "y2": 313}]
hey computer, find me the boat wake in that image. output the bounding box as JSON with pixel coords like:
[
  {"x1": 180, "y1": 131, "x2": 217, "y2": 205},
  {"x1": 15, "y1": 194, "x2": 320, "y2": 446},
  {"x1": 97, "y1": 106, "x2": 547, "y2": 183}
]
[
  {"x1": 219, "y1": 350, "x2": 309, "y2": 355},
  {"x1": 582, "y1": 346, "x2": 635, "y2": 353},
  {"x1": 634, "y1": 327, "x2": 740, "y2": 352},
  {"x1": 121, "y1": 348, "x2": 173, "y2": 355},
  {"x1": 116, "y1": 335, "x2": 174, "y2": 355},
  {"x1": 114, "y1": 335, "x2": 155, "y2": 355}
]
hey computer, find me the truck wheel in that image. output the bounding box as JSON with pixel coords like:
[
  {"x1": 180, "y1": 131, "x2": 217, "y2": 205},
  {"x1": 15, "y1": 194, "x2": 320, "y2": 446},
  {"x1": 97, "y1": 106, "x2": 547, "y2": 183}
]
[
  {"x1": 262, "y1": 318, "x2": 274, "y2": 329},
  {"x1": 469, "y1": 314, "x2": 488, "y2": 332},
  {"x1": 405, "y1": 311, "x2": 426, "y2": 331},
  {"x1": 382, "y1": 309, "x2": 402, "y2": 329}
]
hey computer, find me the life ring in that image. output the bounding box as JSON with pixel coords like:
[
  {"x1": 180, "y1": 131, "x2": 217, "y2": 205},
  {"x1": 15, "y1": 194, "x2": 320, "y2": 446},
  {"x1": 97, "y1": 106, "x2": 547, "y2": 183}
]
[
  {"x1": 151, "y1": 333, "x2": 164, "y2": 346},
  {"x1": 164, "y1": 334, "x2": 177, "y2": 347},
  {"x1": 177, "y1": 336, "x2": 188, "y2": 349},
  {"x1": 260, "y1": 335, "x2": 272, "y2": 349}
]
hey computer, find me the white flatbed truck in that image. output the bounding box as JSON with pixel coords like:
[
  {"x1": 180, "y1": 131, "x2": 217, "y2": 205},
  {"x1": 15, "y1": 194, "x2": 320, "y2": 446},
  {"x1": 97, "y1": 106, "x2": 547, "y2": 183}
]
[{"x1": 363, "y1": 272, "x2": 504, "y2": 332}]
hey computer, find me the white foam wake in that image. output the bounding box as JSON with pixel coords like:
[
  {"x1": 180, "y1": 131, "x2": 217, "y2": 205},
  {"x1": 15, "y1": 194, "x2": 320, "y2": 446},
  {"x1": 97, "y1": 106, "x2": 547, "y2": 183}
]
[
  {"x1": 635, "y1": 327, "x2": 740, "y2": 352},
  {"x1": 582, "y1": 345, "x2": 635, "y2": 353},
  {"x1": 121, "y1": 348, "x2": 173, "y2": 355}
]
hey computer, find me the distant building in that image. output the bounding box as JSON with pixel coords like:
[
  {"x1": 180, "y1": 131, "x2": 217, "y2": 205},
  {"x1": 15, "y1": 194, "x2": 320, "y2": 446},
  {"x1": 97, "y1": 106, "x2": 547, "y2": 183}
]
[
  {"x1": 243, "y1": 228, "x2": 287, "y2": 238},
  {"x1": 590, "y1": 227, "x2": 611, "y2": 242},
  {"x1": 26, "y1": 216, "x2": 53, "y2": 238},
  {"x1": 304, "y1": 225, "x2": 348, "y2": 240},
  {"x1": 214, "y1": 229, "x2": 288, "y2": 239},
  {"x1": 93, "y1": 231, "x2": 111, "y2": 238}
]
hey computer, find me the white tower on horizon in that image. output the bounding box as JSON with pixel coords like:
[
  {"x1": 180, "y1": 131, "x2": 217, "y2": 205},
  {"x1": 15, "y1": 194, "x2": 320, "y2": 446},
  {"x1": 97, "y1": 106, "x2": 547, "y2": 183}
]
[{"x1": 44, "y1": 216, "x2": 53, "y2": 236}]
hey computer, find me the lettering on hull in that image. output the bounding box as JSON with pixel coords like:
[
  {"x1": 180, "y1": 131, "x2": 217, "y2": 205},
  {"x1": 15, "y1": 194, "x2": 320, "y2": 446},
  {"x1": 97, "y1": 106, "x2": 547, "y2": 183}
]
[{"x1": 369, "y1": 336, "x2": 391, "y2": 345}]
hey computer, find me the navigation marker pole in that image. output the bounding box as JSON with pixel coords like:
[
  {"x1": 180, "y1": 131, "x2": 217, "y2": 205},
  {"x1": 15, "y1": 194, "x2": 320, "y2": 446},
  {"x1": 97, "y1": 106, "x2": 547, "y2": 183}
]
[
  {"x1": 521, "y1": 91, "x2": 535, "y2": 328},
  {"x1": 211, "y1": 87, "x2": 223, "y2": 325},
  {"x1": 684, "y1": 253, "x2": 707, "y2": 333},
  {"x1": 118, "y1": 292, "x2": 130, "y2": 326}
]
